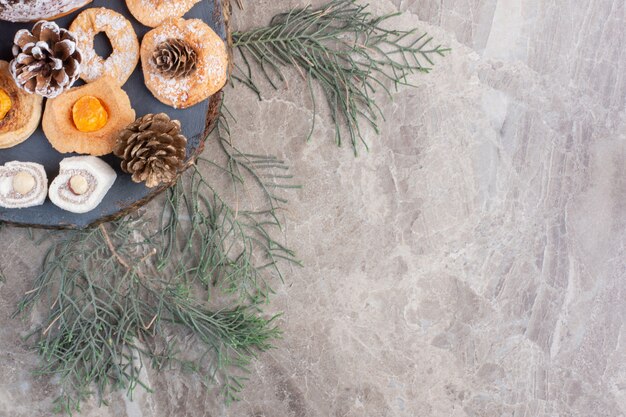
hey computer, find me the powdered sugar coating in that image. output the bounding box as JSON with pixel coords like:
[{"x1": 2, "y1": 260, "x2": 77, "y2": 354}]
[
  {"x1": 54, "y1": 169, "x2": 97, "y2": 204},
  {"x1": 126, "y1": 0, "x2": 201, "y2": 27},
  {"x1": 0, "y1": 161, "x2": 47, "y2": 208},
  {"x1": 142, "y1": 18, "x2": 227, "y2": 109},
  {"x1": 0, "y1": 0, "x2": 90, "y2": 22},
  {"x1": 69, "y1": 8, "x2": 139, "y2": 85},
  {"x1": 137, "y1": 0, "x2": 197, "y2": 16},
  {"x1": 49, "y1": 156, "x2": 116, "y2": 214},
  {"x1": 9, "y1": 21, "x2": 83, "y2": 98}
]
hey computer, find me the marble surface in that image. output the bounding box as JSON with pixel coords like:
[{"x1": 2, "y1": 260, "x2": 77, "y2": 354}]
[{"x1": 0, "y1": 0, "x2": 625, "y2": 416}]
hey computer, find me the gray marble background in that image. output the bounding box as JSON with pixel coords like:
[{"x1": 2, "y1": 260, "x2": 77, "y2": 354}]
[{"x1": 1, "y1": 0, "x2": 625, "y2": 416}]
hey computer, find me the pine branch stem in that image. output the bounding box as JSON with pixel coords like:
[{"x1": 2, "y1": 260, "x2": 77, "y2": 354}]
[
  {"x1": 99, "y1": 224, "x2": 132, "y2": 271},
  {"x1": 232, "y1": 0, "x2": 449, "y2": 154}
]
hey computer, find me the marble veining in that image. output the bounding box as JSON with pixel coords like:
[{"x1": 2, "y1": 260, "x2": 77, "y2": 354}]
[{"x1": 0, "y1": 0, "x2": 624, "y2": 416}]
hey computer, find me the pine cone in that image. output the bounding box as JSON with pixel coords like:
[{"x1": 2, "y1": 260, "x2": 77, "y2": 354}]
[
  {"x1": 153, "y1": 38, "x2": 198, "y2": 79},
  {"x1": 10, "y1": 21, "x2": 82, "y2": 98},
  {"x1": 114, "y1": 113, "x2": 188, "y2": 188}
]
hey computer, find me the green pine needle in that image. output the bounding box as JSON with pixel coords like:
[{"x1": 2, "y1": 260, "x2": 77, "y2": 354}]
[
  {"x1": 233, "y1": 0, "x2": 450, "y2": 155},
  {"x1": 5, "y1": 0, "x2": 448, "y2": 413},
  {"x1": 13, "y1": 109, "x2": 300, "y2": 414},
  {"x1": 157, "y1": 110, "x2": 302, "y2": 303}
]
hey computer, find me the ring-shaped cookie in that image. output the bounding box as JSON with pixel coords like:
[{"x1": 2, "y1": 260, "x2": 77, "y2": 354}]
[{"x1": 69, "y1": 8, "x2": 140, "y2": 86}]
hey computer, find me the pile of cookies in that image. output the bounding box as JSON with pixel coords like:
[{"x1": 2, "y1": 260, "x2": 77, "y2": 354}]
[{"x1": 0, "y1": 1, "x2": 228, "y2": 213}]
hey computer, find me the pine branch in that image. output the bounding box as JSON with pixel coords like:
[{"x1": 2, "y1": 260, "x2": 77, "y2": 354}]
[
  {"x1": 13, "y1": 108, "x2": 300, "y2": 414},
  {"x1": 158, "y1": 111, "x2": 301, "y2": 303},
  {"x1": 232, "y1": 0, "x2": 449, "y2": 155},
  {"x1": 13, "y1": 207, "x2": 288, "y2": 415}
]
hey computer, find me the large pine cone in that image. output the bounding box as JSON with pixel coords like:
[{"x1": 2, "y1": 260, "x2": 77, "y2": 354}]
[
  {"x1": 114, "y1": 113, "x2": 188, "y2": 188},
  {"x1": 153, "y1": 38, "x2": 198, "y2": 78},
  {"x1": 10, "y1": 21, "x2": 82, "y2": 98}
]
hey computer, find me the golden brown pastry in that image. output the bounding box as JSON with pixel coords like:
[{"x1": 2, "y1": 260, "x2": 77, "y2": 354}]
[
  {"x1": 141, "y1": 17, "x2": 228, "y2": 109},
  {"x1": 42, "y1": 76, "x2": 136, "y2": 156},
  {"x1": 0, "y1": 60, "x2": 43, "y2": 149},
  {"x1": 0, "y1": 0, "x2": 92, "y2": 22},
  {"x1": 69, "y1": 8, "x2": 140, "y2": 86},
  {"x1": 125, "y1": 0, "x2": 201, "y2": 27}
]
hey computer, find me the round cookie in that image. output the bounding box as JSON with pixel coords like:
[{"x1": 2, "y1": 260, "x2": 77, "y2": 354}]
[
  {"x1": 69, "y1": 8, "x2": 140, "y2": 86},
  {"x1": 141, "y1": 18, "x2": 228, "y2": 109},
  {"x1": 0, "y1": 162, "x2": 48, "y2": 209},
  {"x1": 42, "y1": 76, "x2": 136, "y2": 156},
  {"x1": 0, "y1": 0, "x2": 92, "y2": 22},
  {"x1": 125, "y1": 0, "x2": 201, "y2": 27},
  {"x1": 0, "y1": 61, "x2": 43, "y2": 149}
]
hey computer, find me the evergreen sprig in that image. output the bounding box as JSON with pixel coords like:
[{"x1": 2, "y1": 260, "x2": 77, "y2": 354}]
[
  {"x1": 233, "y1": 0, "x2": 449, "y2": 154},
  {"x1": 5, "y1": 0, "x2": 447, "y2": 413},
  {"x1": 12, "y1": 115, "x2": 299, "y2": 414},
  {"x1": 157, "y1": 113, "x2": 301, "y2": 303}
]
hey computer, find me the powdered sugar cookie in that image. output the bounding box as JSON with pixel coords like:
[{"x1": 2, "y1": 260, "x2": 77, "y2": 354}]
[
  {"x1": 125, "y1": 0, "x2": 201, "y2": 27},
  {"x1": 69, "y1": 8, "x2": 139, "y2": 86},
  {"x1": 141, "y1": 18, "x2": 228, "y2": 109},
  {"x1": 0, "y1": 0, "x2": 92, "y2": 22}
]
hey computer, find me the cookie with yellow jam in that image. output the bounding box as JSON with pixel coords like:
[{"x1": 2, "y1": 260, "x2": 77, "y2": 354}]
[
  {"x1": 0, "y1": 60, "x2": 43, "y2": 149},
  {"x1": 42, "y1": 76, "x2": 136, "y2": 156}
]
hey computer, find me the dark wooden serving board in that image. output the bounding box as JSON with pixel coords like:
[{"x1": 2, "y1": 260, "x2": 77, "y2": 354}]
[{"x1": 0, "y1": 0, "x2": 226, "y2": 229}]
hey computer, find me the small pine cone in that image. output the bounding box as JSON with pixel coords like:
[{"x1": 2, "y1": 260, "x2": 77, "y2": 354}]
[
  {"x1": 10, "y1": 21, "x2": 82, "y2": 98},
  {"x1": 114, "y1": 113, "x2": 188, "y2": 188},
  {"x1": 153, "y1": 38, "x2": 198, "y2": 79}
]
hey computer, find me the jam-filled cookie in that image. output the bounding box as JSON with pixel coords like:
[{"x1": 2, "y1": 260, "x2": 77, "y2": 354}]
[
  {"x1": 0, "y1": 60, "x2": 43, "y2": 149},
  {"x1": 42, "y1": 76, "x2": 136, "y2": 156},
  {"x1": 0, "y1": 162, "x2": 47, "y2": 209},
  {"x1": 49, "y1": 156, "x2": 116, "y2": 214},
  {"x1": 69, "y1": 8, "x2": 140, "y2": 86},
  {"x1": 125, "y1": 0, "x2": 201, "y2": 27},
  {"x1": 141, "y1": 18, "x2": 228, "y2": 109}
]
